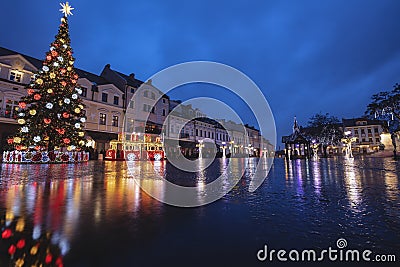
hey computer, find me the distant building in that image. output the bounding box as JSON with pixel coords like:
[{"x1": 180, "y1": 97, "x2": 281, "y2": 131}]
[
  {"x1": 281, "y1": 117, "x2": 311, "y2": 159},
  {"x1": 342, "y1": 118, "x2": 384, "y2": 153}
]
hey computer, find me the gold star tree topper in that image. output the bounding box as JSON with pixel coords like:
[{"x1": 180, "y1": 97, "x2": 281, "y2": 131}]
[{"x1": 60, "y1": 2, "x2": 74, "y2": 17}]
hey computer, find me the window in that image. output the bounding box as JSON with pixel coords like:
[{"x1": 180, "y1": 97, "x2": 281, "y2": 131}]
[
  {"x1": 196, "y1": 129, "x2": 198, "y2": 136},
  {"x1": 9, "y1": 71, "x2": 22, "y2": 83},
  {"x1": 162, "y1": 109, "x2": 166, "y2": 116},
  {"x1": 200, "y1": 130, "x2": 202, "y2": 137},
  {"x1": 144, "y1": 91, "x2": 148, "y2": 97},
  {"x1": 354, "y1": 129, "x2": 359, "y2": 135},
  {"x1": 212, "y1": 132, "x2": 214, "y2": 139},
  {"x1": 151, "y1": 107, "x2": 155, "y2": 114},
  {"x1": 362, "y1": 138, "x2": 366, "y2": 142},
  {"x1": 81, "y1": 87, "x2": 87, "y2": 97},
  {"x1": 131, "y1": 88, "x2": 135, "y2": 93},
  {"x1": 369, "y1": 137, "x2": 373, "y2": 142},
  {"x1": 170, "y1": 125, "x2": 174, "y2": 133},
  {"x1": 99, "y1": 113, "x2": 106, "y2": 125},
  {"x1": 151, "y1": 92, "x2": 155, "y2": 100},
  {"x1": 376, "y1": 138, "x2": 380, "y2": 143},
  {"x1": 112, "y1": 115, "x2": 119, "y2": 127},
  {"x1": 113, "y1": 96, "x2": 119, "y2": 105},
  {"x1": 361, "y1": 129, "x2": 365, "y2": 134},
  {"x1": 374, "y1": 128, "x2": 379, "y2": 133},
  {"x1": 4, "y1": 99, "x2": 19, "y2": 118},
  {"x1": 102, "y1": 93, "x2": 108, "y2": 102},
  {"x1": 367, "y1": 128, "x2": 372, "y2": 133},
  {"x1": 162, "y1": 99, "x2": 166, "y2": 103},
  {"x1": 129, "y1": 101, "x2": 134, "y2": 109}
]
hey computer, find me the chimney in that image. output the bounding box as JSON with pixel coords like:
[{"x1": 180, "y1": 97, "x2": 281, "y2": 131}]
[
  {"x1": 105, "y1": 64, "x2": 111, "y2": 69},
  {"x1": 129, "y1": 73, "x2": 135, "y2": 79}
]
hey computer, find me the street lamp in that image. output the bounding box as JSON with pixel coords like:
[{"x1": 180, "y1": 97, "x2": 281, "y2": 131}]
[
  {"x1": 196, "y1": 139, "x2": 204, "y2": 159},
  {"x1": 221, "y1": 141, "x2": 226, "y2": 158}
]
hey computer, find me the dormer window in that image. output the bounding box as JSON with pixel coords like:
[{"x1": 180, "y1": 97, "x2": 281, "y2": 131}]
[
  {"x1": 9, "y1": 70, "x2": 22, "y2": 83},
  {"x1": 102, "y1": 92, "x2": 108, "y2": 102}
]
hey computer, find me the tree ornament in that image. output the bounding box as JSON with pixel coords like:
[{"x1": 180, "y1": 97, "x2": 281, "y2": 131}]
[
  {"x1": 67, "y1": 66, "x2": 72, "y2": 71},
  {"x1": 50, "y1": 72, "x2": 56, "y2": 79},
  {"x1": 14, "y1": 137, "x2": 22, "y2": 144},
  {"x1": 21, "y1": 126, "x2": 29, "y2": 133},
  {"x1": 73, "y1": 74, "x2": 78, "y2": 79},
  {"x1": 27, "y1": 88, "x2": 35, "y2": 95},
  {"x1": 74, "y1": 123, "x2": 81, "y2": 129},
  {"x1": 50, "y1": 46, "x2": 55, "y2": 51},
  {"x1": 46, "y1": 55, "x2": 52, "y2": 61},
  {"x1": 64, "y1": 98, "x2": 71, "y2": 104},
  {"x1": 60, "y1": 38, "x2": 65, "y2": 43},
  {"x1": 78, "y1": 104, "x2": 84, "y2": 109},
  {"x1": 30, "y1": 245, "x2": 38, "y2": 255},
  {"x1": 60, "y1": 68, "x2": 66, "y2": 74},
  {"x1": 16, "y1": 239, "x2": 26, "y2": 249},
  {"x1": 57, "y1": 128, "x2": 65, "y2": 135},
  {"x1": 51, "y1": 50, "x2": 58, "y2": 57},
  {"x1": 63, "y1": 138, "x2": 70, "y2": 144},
  {"x1": 15, "y1": 258, "x2": 24, "y2": 267},
  {"x1": 33, "y1": 136, "x2": 41, "y2": 142},
  {"x1": 29, "y1": 109, "x2": 37, "y2": 115},
  {"x1": 58, "y1": 56, "x2": 64, "y2": 62},
  {"x1": 34, "y1": 94, "x2": 41, "y2": 100},
  {"x1": 44, "y1": 136, "x2": 50, "y2": 141},
  {"x1": 72, "y1": 79, "x2": 77, "y2": 84},
  {"x1": 47, "y1": 88, "x2": 54, "y2": 94},
  {"x1": 62, "y1": 112, "x2": 70, "y2": 118},
  {"x1": 18, "y1": 112, "x2": 25, "y2": 117},
  {"x1": 74, "y1": 108, "x2": 81, "y2": 113},
  {"x1": 18, "y1": 102, "x2": 27, "y2": 109},
  {"x1": 7, "y1": 138, "x2": 14, "y2": 144},
  {"x1": 69, "y1": 61, "x2": 74, "y2": 65},
  {"x1": 43, "y1": 66, "x2": 50, "y2": 72},
  {"x1": 18, "y1": 119, "x2": 26, "y2": 124},
  {"x1": 36, "y1": 78, "x2": 43, "y2": 85},
  {"x1": 46, "y1": 103, "x2": 54, "y2": 109},
  {"x1": 45, "y1": 253, "x2": 53, "y2": 264},
  {"x1": 78, "y1": 131, "x2": 84, "y2": 137},
  {"x1": 61, "y1": 81, "x2": 67, "y2": 87},
  {"x1": 8, "y1": 244, "x2": 16, "y2": 255},
  {"x1": 2, "y1": 229, "x2": 12, "y2": 239},
  {"x1": 63, "y1": 44, "x2": 68, "y2": 49},
  {"x1": 79, "y1": 140, "x2": 85, "y2": 146},
  {"x1": 72, "y1": 94, "x2": 78, "y2": 99},
  {"x1": 44, "y1": 118, "x2": 51, "y2": 124},
  {"x1": 54, "y1": 62, "x2": 59, "y2": 67},
  {"x1": 80, "y1": 117, "x2": 86, "y2": 123},
  {"x1": 59, "y1": 100, "x2": 63, "y2": 106},
  {"x1": 75, "y1": 88, "x2": 82, "y2": 94}
]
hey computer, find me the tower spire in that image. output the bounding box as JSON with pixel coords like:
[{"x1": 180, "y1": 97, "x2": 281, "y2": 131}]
[{"x1": 293, "y1": 116, "x2": 300, "y2": 133}]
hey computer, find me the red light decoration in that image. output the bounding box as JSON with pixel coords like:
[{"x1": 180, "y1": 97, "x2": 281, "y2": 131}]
[
  {"x1": 63, "y1": 138, "x2": 70, "y2": 144},
  {"x1": 27, "y1": 89, "x2": 35, "y2": 95},
  {"x1": 2, "y1": 229, "x2": 12, "y2": 239},
  {"x1": 34, "y1": 94, "x2": 41, "y2": 100},
  {"x1": 56, "y1": 128, "x2": 65, "y2": 135},
  {"x1": 46, "y1": 55, "x2": 52, "y2": 61},
  {"x1": 44, "y1": 118, "x2": 52, "y2": 124},
  {"x1": 18, "y1": 102, "x2": 27, "y2": 109},
  {"x1": 62, "y1": 112, "x2": 70, "y2": 118},
  {"x1": 16, "y1": 239, "x2": 26, "y2": 249},
  {"x1": 56, "y1": 257, "x2": 63, "y2": 267},
  {"x1": 51, "y1": 50, "x2": 58, "y2": 57},
  {"x1": 7, "y1": 138, "x2": 14, "y2": 145},
  {"x1": 73, "y1": 74, "x2": 78, "y2": 79},
  {"x1": 61, "y1": 81, "x2": 67, "y2": 87},
  {"x1": 60, "y1": 68, "x2": 66, "y2": 74},
  {"x1": 45, "y1": 254, "x2": 53, "y2": 264},
  {"x1": 8, "y1": 244, "x2": 16, "y2": 255}
]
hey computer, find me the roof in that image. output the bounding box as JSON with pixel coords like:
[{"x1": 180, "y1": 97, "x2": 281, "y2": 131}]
[
  {"x1": 342, "y1": 118, "x2": 383, "y2": 127},
  {"x1": 115, "y1": 71, "x2": 143, "y2": 88},
  {"x1": 0, "y1": 46, "x2": 109, "y2": 85},
  {"x1": 282, "y1": 131, "x2": 310, "y2": 144}
]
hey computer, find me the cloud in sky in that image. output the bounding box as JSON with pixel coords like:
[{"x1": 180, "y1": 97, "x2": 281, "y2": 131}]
[{"x1": 1, "y1": 0, "x2": 400, "y2": 143}]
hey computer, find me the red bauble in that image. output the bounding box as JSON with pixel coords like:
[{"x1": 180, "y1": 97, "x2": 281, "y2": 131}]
[
  {"x1": 67, "y1": 51, "x2": 72, "y2": 56},
  {"x1": 61, "y1": 81, "x2": 67, "y2": 87},
  {"x1": 71, "y1": 79, "x2": 77, "y2": 84},
  {"x1": 46, "y1": 55, "x2": 52, "y2": 61},
  {"x1": 34, "y1": 94, "x2": 41, "y2": 100},
  {"x1": 51, "y1": 50, "x2": 58, "y2": 57},
  {"x1": 18, "y1": 102, "x2": 27, "y2": 109},
  {"x1": 16, "y1": 239, "x2": 25, "y2": 249},
  {"x1": 56, "y1": 128, "x2": 65, "y2": 135},
  {"x1": 62, "y1": 112, "x2": 70, "y2": 118},
  {"x1": 8, "y1": 245, "x2": 16, "y2": 255},
  {"x1": 27, "y1": 88, "x2": 35, "y2": 95},
  {"x1": 44, "y1": 118, "x2": 51, "y2": 124},
  {"x1": 15, "y1": 145, "x2": 22, "y2": 151},
  {"x1": 7, "y1": 138, "x2": 13, "y2": 144},
  {"x1": 73, "y1": 74, "x2": 78, "y2": 79},
  {"x1": 60, "y1": 68, "x2": 66, "y2": 74},
  {"x1": 34, "y1": 146, "x2": 40, "y2": 151},
  {"x1": 1, "y1": 229, "x2": 12, "y2": 239},
  {"x1": 45, "y1": 254, "x2": 53, "y2": 264},
  {"x1": 63, "y1": 138, "x2": 70, "y2": 144}
]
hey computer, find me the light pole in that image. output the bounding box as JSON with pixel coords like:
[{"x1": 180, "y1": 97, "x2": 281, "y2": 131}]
[{"x1": 221, "y1": 141, "x2": 226, "y2": 158}]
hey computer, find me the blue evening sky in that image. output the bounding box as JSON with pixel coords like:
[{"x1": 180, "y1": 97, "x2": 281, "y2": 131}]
[{"x1": 1, "y1": 0, "x2": 400, "y2": 146}]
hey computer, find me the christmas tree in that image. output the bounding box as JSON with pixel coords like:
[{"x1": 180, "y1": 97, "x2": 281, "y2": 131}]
[{"x1": 8, "y1": 2, "x2": 87, "y2": 155}]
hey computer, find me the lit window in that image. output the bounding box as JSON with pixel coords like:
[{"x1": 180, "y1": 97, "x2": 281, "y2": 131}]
[
  {"x1": 99, "y1": 113, "x2": 106, "y2": 125},
  {"x1": 4, "y1": 99, "x2": 19, "y2": 118},
  {"x1": 113, "y1": 96, "x2": 119, "y2": 105},
  {"x1": 102, "y1": 93, "x2": 108, "y2": 102},
  {"x1": 112, "y1": 115, "x2": 119, "y2": 127},
  {"x1": 9, "y1": 70, "x2": 22, "y2": 83}
]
